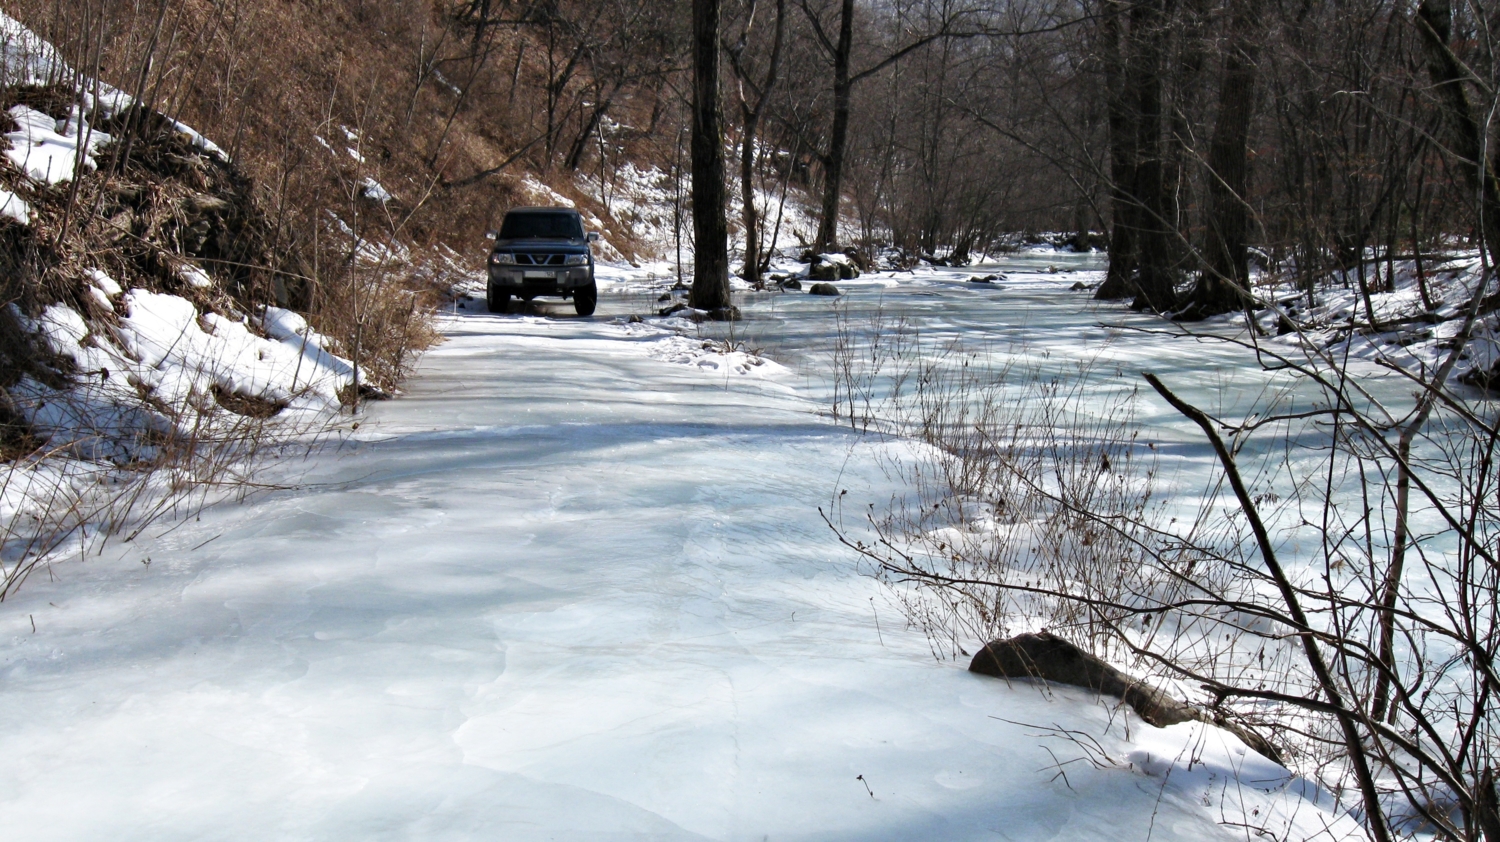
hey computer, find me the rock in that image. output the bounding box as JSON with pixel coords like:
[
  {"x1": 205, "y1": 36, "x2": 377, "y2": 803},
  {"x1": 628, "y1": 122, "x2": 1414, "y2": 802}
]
[
  {"x1": 106, "y1": 181, "x2": 144, "y2": 205},
  {"x1": 969, "y1": 633, "x2": 1198, "y2": 728},
  {"x1": 808, "y1": 283, "x2": 841, "y2": 296},
  {"x1": 659, "y1": 302, "x2": 720, "y2": 322},
  {"x1": 779, "y1": 278, "x2": 802, "y2": 290},
  {"x1": 798, "y1": 249, "x2": 817, "y2": 264},
  {"x1": 1461, "y1": 361, "x2": 1500, "y2": 392},
  {"x1": 183, "y1": 194, "x2": 231, "y2": 217},
  {"x1": 810, "y1": 253, "x2": 860, "y2": 280},
  {"x1": 1047, "y1": 264, "x2": 1059, "y2": 273},
  {"x1": 969, "y1": 632, "x2": 1283, "y2": 763},
  {"x1": 969, "y1": 274, "x2": 1001, "y2": 284},
  {"x1": 628, "y1": 314, "x2": 643, "y2": 323},
  {"x1": 809, "y1": 261, "x2": 840, "y2": 281},
  {"x1": 671, "y1": 280, "x2": 690, "y2": 291},
  {"x1": 103, "y1": 210, "x2": 136, "y2": 242},
  {"x1": 657, "y1": 293, "x2": 672, "y2": 302},
  {"x1": 1069, "y1": 281, "x2": 1088, "y2": 291},
  {"x1": 843, "y1": 246, "x2": 873, "y2": 272}
]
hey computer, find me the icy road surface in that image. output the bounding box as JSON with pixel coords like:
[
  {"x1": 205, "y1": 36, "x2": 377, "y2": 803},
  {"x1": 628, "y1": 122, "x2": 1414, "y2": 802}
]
[{"x1": 0, "y1": 253, "x2": 1361, "y2": 840}]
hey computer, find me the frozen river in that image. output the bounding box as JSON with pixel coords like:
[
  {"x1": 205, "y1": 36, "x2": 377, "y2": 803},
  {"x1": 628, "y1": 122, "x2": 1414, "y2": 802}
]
[{"x1": 0, "y1": 254, "x2": 1362, "y2": 840}]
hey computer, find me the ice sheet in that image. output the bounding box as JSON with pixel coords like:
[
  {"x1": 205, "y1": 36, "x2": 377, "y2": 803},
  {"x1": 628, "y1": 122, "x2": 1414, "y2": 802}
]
[{"x1": 0, "y1": 255, "x2": 1368, "y2": 840}]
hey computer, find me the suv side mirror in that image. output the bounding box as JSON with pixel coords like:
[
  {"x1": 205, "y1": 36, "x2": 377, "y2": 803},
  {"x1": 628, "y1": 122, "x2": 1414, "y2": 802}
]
[
  {"x1": 587, "y1": 232, "x2": 601, "y2": 243},
  {"x1": 485, "y1": 230, "x2": 498, "y2": 240}
]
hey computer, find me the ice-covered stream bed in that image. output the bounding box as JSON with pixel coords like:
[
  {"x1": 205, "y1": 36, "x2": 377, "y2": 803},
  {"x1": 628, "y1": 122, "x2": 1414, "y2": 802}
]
[{"x1": 0, "y1": 253, "x2": 1369, "y2": 840}]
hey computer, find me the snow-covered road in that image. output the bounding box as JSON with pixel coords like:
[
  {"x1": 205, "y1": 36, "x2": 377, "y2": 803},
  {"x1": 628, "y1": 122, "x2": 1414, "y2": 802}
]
[{"x1": 0, "y1": 255, "x2": 1361, "y2": 840}]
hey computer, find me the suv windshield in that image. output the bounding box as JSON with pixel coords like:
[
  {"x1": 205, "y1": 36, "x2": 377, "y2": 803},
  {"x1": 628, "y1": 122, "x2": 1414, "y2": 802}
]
[{"x1": 499, "y1": 212, "x2": 583, "y2": 240}]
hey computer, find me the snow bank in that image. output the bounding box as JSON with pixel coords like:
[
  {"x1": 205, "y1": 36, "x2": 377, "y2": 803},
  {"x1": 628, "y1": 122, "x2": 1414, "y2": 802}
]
[
  {"x1": 1242, "y1": 255, "x2": 1500, "y2": 386},
  {"x1": 639, "y1": 330, "x2": 788, "y2": 379},
  {"x1": 8, "y1": 293, "x2": 353, "y2": 462}
]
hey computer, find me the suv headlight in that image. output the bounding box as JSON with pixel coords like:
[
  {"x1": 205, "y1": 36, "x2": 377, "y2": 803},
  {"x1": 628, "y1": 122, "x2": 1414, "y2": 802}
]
[
  {"x1": 490, "y1": 252, "x2": 516, "y2": 265},
  {"x1": 564, "y1": 254, "x2": 589, "y2": 266}
]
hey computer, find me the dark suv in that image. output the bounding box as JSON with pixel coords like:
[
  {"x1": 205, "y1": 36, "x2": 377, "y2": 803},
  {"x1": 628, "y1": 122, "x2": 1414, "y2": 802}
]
[{"x1": 486, "y1": 207, "x2": 599, "y2": 316}]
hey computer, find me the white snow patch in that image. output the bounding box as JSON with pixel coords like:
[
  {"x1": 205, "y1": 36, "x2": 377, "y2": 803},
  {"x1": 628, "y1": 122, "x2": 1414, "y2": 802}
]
[
  {"x1": 85, "y1": 285, "x2": 112, "y2": 311},
  {"x1": 640, "y1": 331, "x2": 788, "y2": 379},
  {"x1": 360, "y1": 177, "x2": 391, "y2": 203},
  {"x1": 521, "y1": 175, "x2": 574, "y2": 208},
  {"x1": 0, "y1": 186, "x2": 30, "y2": 223},
  {"x1": 177, "y1": 263, "x2": 213, "y2": 289},
  {"x1": 87, "y1": 269, "x2": 121, "y2": 297},
  {"x1": 6, "y1": 291, "x2": 354, "y2": 464},
  {"x1": 4, "y1": 104, "x2": 109, "y2": 185}
]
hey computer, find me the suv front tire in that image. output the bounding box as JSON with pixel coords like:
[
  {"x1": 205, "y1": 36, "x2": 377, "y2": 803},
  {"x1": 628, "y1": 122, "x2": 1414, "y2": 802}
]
[
  {"x1": 487, "y1": 288, "x2": 509, "y2": 313},
  {"x1": 573, "y1": 281, "x2": 597, "y2": 316}
]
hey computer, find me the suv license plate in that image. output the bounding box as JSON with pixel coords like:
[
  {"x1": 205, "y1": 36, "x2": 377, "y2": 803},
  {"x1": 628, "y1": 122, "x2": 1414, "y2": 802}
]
[{"x1": 524, "y1": 270, "x2": 554, "y2": 280}]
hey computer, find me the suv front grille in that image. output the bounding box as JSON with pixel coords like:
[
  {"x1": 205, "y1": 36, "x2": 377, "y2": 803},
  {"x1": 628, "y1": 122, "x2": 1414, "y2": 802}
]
[{"x1": 516, "y1": 253, "x2": 568, "y2": 266}]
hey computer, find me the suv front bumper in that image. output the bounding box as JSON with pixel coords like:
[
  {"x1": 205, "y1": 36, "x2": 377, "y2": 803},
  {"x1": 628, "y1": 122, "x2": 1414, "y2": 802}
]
[{"x1": 488, "y1": 266, "x2": 592, "y2": 297}]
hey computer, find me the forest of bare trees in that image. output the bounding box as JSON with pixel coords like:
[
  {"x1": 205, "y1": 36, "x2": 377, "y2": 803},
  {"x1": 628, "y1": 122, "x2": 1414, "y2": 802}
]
[
  {"x1": 16, "y1": 0, "x2": 1497, "y2": 324},
  {"x1": 557, "y1": 0, "x2": 1500, "y2": 322},
  {"x1": 743, "y1": 0, "x2": 1500, "y2": 319}
]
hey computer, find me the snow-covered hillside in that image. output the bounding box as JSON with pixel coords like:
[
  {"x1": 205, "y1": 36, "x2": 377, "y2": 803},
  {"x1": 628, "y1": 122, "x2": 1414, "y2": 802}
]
[{"x1": 0, "y1": 12, "x2": 358, "y2": 586}]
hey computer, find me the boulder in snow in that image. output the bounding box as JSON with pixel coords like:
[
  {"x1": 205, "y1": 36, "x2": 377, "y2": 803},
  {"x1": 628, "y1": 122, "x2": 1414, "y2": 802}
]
[
  {"x1": 808, "y1": 283, "x2": 841, "y2": 296},
  {"x1": 969, "y1": 632, "x2": 1283, "y2": 763},
  {"x1": 808, "y1": 253, "x2": 859, "y2": 281},
  {"x1": 969, "y1": 633, "x2": 1196, "y2": 727},
  {"x1": 842, "y1": 247, "x2": 873, "y2": 272}
]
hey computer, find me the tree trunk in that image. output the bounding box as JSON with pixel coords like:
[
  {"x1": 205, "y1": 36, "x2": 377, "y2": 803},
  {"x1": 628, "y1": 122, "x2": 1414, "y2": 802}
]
[
  {"x1": 564, "y1": 88, "x2": 616, "y2": 172},
  {"x1": 1163, "y1": 0, "x2": 1209, "y2": 272},
  {"x1": 1414, "y1": 0, "x2": 1500, "y2": 270},
  {"x1": 1096, "y1": 0, "x2": 1138, "y2": 300},
  {"x1": 735, "y1": 0, "x2": 787, "y2": 287},
  {"x1": 690, "y1": 0, "x2": 732, "y2": 311},
  {"x1": 1128, "y1": 0, "x2": 1176, "y2": 312},
  {"x1": 1181, "y1": 0, "x2": 1257, "y2": 319},
  {"x1": 814, "y1": 0, "x2": 854, "y2": 253},
  {"x1": 740, "y1": 120, "x2": 762, "y2": 286}
]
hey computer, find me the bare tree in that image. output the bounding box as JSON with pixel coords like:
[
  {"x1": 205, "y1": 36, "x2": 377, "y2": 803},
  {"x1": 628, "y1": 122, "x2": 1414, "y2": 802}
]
[
  {"x1": 1178, "y1": 0, "x2": 1258, "y2": 319},
  {"x1": 726, "y1": 0, "x2": 787, "y2": 286},
  {"x1": 691, "y1": 0, "x2": 733, "y2": 311},
  {"x1": 798, "y1": 0, "x2": 979, "y2": 252}
]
